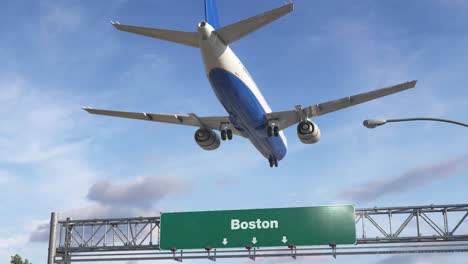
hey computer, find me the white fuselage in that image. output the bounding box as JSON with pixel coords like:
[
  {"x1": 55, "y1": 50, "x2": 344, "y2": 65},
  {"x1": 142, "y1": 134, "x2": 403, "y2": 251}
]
[{"x1": 197, "y1": 22, "x2": 287, "y2": 160}]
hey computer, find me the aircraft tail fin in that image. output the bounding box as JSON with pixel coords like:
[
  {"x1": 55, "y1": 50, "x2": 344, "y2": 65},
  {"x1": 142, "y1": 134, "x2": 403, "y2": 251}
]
[
  {"x1": 205, "y1": 0, "x2": 220, "y2": 29},
  {"x1": 111, "y1": 22, "x2": 200, "y2": 48},
  {"x1": 215, "y1": 2, "x2": 293, "y2": 45}
]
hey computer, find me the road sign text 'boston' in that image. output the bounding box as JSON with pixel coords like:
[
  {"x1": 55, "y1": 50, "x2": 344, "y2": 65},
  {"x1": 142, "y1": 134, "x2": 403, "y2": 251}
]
[
  {"x1": 231, "y1": 219, "x2": 279, "y2": 230},
  {"x1": 160, "y1": 205, "x2": 356, "y2": 250}
]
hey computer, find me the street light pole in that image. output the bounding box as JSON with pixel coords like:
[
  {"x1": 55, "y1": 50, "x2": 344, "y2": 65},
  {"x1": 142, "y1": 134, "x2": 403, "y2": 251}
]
[{"x1": 363, "y1": 118, "x2": 468, "y2": 128}]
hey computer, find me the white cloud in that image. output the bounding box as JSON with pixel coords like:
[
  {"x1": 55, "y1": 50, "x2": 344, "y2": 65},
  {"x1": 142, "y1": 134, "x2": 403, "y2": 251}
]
[
  {"x1": 337, "y1": 155, "x2": 468, "y2": 203},
  {"x1": 29, "y1": 224, "x2": 49, "y2": 243},
  {"x1": 0, "y1": 74, "x2": 102, "y2": 260},
  {"x1": 87, "y1": 176, "x2": 190, "y2": 209},
  {"x1": 0, "y1": 75, "x2": 98, "y2": 205},
  {"x1": 0, "y1": 235, "x2": 27, "y2": 250},
  {"x1": 0, "y1": 77, "x2": 83, "y2": 163},
  {"x1": 30, "y1": 175, "x2": 190, "y2": 242},
  {"x1": 236, "y1": 255, "x2": 327, "y2": 264},
  {"x1": 378, "y1": 254, "x2": 468, "y2": 264},
  {"x1": 0, "y1": 234, "x2": 28, "y2": 261},
  {"x1": 39, "y1": 4, "x2": 82, "y2": 35},
  {"x1": 0, "y1": 171, "x2": 15, "y2": 184}
]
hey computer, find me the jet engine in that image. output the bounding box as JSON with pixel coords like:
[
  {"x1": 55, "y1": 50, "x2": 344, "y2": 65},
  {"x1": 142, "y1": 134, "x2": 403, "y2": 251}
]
[
  {"x1": 194, "y1": 128, "x2": 220, "y2": 150},
  {"x1": 297, "y1": 120, "x2": 321, "y2": 144}
]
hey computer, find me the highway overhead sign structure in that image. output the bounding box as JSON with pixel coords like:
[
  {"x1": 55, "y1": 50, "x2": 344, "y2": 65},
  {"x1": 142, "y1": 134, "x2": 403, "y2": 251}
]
[{"x1": 160, "y1": 205, "x2": 356, "y2": 250}]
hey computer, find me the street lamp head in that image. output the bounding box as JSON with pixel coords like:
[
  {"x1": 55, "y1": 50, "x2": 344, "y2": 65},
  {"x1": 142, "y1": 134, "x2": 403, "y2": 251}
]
[{"x1": 363, "y1": 119, "x2": 387, "y2": 129}]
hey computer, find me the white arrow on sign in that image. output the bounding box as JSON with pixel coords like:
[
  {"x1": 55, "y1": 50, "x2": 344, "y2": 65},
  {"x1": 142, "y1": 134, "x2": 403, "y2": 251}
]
[
  {"x1": 252, "y1": 237, "x2": 258, "y2": 244},
  {"x1": 281, "y1": 236, "x2": 288, "y2": 243},
  {"x1": 222, "y1": 238, "x2": 228, "y2": 245}
]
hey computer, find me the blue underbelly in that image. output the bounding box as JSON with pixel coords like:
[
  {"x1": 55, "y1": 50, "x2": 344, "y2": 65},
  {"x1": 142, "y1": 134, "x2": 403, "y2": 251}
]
[{"x1": 208, "y1": 68, "x2": 287, "y2": 160}]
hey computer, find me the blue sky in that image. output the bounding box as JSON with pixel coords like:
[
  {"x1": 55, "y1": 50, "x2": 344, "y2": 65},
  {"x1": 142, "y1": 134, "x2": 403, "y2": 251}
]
[{"x1": 1, "y1": 0, "x2": 468, "y2": 263}]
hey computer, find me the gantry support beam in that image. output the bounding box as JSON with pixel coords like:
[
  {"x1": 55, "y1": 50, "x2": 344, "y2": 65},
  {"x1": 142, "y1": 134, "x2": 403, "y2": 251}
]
[
  {"x1": 355, "y1": 204, "x2": 468, "y2": 244},
  {"x1": 50, "y1": 203, "x2": 468, "y2": 263}
]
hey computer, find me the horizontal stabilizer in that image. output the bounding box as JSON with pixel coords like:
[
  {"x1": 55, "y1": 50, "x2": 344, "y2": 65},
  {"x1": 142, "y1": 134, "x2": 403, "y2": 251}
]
[
  {"x1": 215, "y1": 3, "x2": 293, "y2": 45},
  {"x1": 112, "y1": 22, "x2": 199, "y2": 48}
]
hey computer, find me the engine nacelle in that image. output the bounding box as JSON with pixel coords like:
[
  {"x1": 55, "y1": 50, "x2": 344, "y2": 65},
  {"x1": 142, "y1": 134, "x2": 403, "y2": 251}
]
[
  {"x1": 194, "y1": 128, "x2": 220, "y2": 150},
  {"x1": 297, "y1": 120, "x2": 321, "y2": 144}
]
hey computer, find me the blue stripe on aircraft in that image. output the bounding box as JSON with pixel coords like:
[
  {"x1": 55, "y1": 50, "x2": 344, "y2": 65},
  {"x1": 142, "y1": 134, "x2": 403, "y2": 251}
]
[{"x1": 208, "y1": 68, "x2": 287, "y2": 161}]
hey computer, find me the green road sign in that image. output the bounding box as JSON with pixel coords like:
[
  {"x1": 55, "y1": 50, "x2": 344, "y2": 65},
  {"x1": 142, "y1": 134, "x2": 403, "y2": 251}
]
[{"x1": 160, "y1": 205, "x2": 356, "y2": 250}]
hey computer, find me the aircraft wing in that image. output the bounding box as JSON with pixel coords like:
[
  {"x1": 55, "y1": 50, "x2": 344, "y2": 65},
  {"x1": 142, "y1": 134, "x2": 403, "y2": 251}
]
[
  {"x1": 82, "y1": 107, "x2": 245, "y2": 137},
  {"x1": 265, "y1": 80, "x2": 417, "y2": 131}
]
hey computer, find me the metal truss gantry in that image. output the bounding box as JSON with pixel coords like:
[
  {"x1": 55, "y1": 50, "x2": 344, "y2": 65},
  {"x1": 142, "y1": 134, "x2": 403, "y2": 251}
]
[{"x1": 48, "y1": 203, "x2": 468, "y2": 263}]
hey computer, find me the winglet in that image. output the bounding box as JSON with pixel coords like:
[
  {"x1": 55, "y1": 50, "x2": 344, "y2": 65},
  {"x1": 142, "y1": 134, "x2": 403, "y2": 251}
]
[{"x1": 82, "y1": 107, "x2": 93, "y2": 113}]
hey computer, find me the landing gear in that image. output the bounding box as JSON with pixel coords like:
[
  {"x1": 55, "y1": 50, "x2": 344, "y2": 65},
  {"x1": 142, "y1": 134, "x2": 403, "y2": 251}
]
[
  {"x1": 267, "y1": 126, "x2": 280, "y2": 137},
  {"x1": 273, "y1": 126, "x2": 279, "y2": 137},
  {"x1": 268, "y1": 156, "x2": 278, "y2": 168},
  {"x1": 221, "y1": 130, "x2": 226, "y2": 140},
  {"x1": 220, "y1": 129, "x2": 233, "y2": 141}
]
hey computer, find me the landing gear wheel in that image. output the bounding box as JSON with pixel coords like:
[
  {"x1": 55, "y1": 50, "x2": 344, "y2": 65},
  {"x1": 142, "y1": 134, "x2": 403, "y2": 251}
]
[
  {"x1": 268, "y1": 157, "x2": 278, "y2": 168},
  {"x1": 267, "y1": 126, "x2": 273, "y2": 137},
  {"x1": 221, "y1": 130, "x2": 227, "y2": 141},
  {"x1": 273, "y1": 126, "x2": 279, "y2": 137},
  {"x1": 227, "y1": 129, "x2": 233, "y2": 140}
]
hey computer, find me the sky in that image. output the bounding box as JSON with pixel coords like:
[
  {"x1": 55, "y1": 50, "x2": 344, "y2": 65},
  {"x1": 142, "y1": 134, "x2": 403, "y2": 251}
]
[{"x1": 1, "y1": 0, "x2": 468, "y2": 263}]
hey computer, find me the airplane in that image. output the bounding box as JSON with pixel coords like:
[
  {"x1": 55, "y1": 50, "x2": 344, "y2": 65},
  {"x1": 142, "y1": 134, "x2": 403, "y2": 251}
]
[{"x1": 83, "y1": 0, "x2": 417, "y2": 167}]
